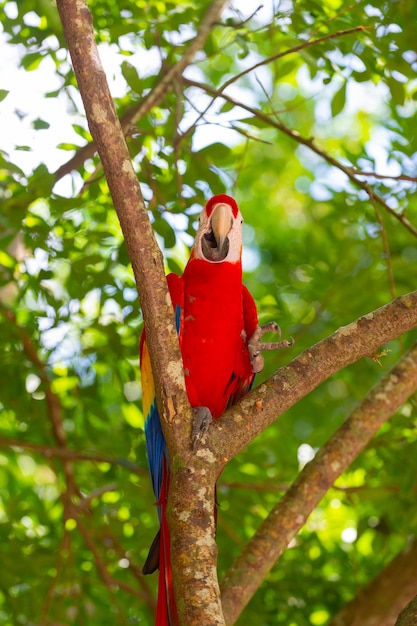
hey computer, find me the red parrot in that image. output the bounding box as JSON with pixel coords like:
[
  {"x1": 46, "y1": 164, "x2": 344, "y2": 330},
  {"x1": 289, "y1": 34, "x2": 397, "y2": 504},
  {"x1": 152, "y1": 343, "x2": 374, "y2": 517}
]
[{"x1": 140, "y1": 194, "x2": 290, "y2": 625}]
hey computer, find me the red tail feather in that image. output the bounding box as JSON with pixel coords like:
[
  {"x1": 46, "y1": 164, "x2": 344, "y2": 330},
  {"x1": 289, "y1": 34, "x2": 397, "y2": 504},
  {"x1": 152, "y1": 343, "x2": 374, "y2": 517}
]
[{"x1": 155, "y1": 461, "x2": 178, "y2": 626}]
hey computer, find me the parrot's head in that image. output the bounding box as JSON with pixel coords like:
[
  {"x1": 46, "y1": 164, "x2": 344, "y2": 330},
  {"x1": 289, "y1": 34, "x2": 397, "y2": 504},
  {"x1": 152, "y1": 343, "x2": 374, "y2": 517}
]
[{"x1": 193, "y1": 194, "x2": 243, "y2": 264}]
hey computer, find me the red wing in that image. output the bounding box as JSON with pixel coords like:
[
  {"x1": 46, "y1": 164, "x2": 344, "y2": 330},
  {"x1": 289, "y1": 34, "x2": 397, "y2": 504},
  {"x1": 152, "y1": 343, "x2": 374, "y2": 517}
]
[
  {"x1": 242, "y1": 284, "x2": 258, "y2": 342},
  {"x1": 222, "y1": 285, "x2": 259, "y2": 410}
]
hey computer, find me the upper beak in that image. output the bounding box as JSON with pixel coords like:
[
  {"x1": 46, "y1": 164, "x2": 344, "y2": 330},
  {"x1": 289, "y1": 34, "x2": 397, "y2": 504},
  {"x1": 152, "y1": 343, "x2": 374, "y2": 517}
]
[{"x1": 210, "y1": 203, "x2": 232, "y2": 253}]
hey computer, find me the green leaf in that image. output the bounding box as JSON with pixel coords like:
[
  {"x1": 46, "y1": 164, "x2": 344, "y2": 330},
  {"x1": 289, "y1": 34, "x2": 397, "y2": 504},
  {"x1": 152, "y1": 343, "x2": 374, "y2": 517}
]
[
  {"x1": 0, "y1": 90, "x2": 9, "y2": 102},
  {"x1": 72, "y1": 124, "x2": 92, "y2": 140},
  {"x1": 197, "y1": 142, "x2": 232, "y2": 159},
  {"x1": 121, "y1": 402, "x2": 143, "y2": 428},
  {"x1": 21, "y1": 52, "x2": 45, "y2": 71},
  {"x1": 331, "y1": 82, "x2": 347, "y2": 118},
  {"x1": 32, "y1": 118, "x2": 50, "y2": 130},
  {"x1": 0, "y1": 250, "x2": 16, "y2": 269},
  {"x1": 238, "y1": 116, "x2": 271, "y2": 129},
  {"x1": 220, "y1": 100, "x2": 235, "y2": 114},
  {"x1": 57, "y1": 142, "x2": 81, "y2": 151},
  {"x1": 153, "y1": 217, "x2": 176, "y2": 248},
  {"x1": 121, "y1": 61, "x2": 142, "y2": 95},
  {"x1": 386, "y1": 77, "x2": 405, "y2": 106}
]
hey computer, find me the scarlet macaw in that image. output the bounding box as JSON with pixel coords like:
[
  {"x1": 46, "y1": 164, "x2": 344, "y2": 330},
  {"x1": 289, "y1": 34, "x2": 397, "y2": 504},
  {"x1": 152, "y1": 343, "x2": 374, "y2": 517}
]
[{"x1": 140, "y1": 194, "x2": 291, "y2": 625}]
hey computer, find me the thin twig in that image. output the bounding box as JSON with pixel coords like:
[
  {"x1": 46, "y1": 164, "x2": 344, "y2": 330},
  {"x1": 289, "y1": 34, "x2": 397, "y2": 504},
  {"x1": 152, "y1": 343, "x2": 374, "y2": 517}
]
[
  {"x1": 348, "y1": 169, "x2": 417, "y2": 182},
  {"x1": 217, "y1": 25, "x2": 373, "y2": 95},
  {"x1": 3, "y1": 309, "x2": 80, "y2": 502},
  {"x1": 40, "y1": 529, "x2": 72, "y2": 625},
  {"x1": 0, "y1": 436, "x2": 145, "y2": 474},
  {"x1": 101, "y1": 529, "x2": 157, "y2": 610},
  {"x1": 370, "y1": 196, "x2": 396, "y2": 301},
  {"x1": 76, "y1": 483, "x2": 118, "y2": 511},
  {"x1": 183, "y1": 78, "x2": 417, "y2": 238},
  {"x1": 75, "y1": 517, "x2": 129, "y2": 624},
  {"x1": 218, "y1": 4, "x2": 264, "y2": 28}
]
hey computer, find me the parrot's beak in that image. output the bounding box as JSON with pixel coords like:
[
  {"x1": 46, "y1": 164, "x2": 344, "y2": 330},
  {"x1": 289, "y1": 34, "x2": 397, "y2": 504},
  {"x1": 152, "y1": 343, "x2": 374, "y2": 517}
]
[
  {"x1": 201, "y1": 202, "x2": 233, "y2": 262},
  {"x1": 210, "y1": 203, "x2": 232, "y2": 256}
]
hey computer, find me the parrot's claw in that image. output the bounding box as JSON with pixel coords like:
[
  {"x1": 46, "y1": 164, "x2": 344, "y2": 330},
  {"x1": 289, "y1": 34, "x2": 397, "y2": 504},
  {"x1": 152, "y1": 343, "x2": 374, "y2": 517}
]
[
  {"x1": 192, "y1": 406, "x2": 213, "y2": 449},
  {"x1": 249, "y1": 322, "x2": 294, "y2": 373}
]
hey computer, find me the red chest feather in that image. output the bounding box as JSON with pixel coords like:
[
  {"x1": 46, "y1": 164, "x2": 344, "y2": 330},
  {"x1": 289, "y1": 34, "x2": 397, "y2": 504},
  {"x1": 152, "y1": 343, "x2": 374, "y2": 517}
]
[{"x1": 180, "y1": 258, "x2": 251, "y2": 417}]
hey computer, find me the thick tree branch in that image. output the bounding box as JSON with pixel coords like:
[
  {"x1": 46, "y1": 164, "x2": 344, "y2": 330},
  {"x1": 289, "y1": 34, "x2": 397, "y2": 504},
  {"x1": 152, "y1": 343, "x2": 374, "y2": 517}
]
[
  {"x1": 54, "y1": 0, "x2": 228, "y2": 181},
  {"x1": 395, "y1": 595, "x2": 417, "y2": 626},
  {"x1": 55, "y1": 3, "x2": 228, "y2": 624},
  {"x1": 56, "y1": 0, "x2": 189, "y2": 424},
  {"x1": 329, "y1": 536, "x2": 417, "y2": 626},
  {"x1": 220, "y1": 340, "x2": 417, "y2": 624},
  {"x1": 209, "y1": 290, "x2": 417, "y2": 465}
]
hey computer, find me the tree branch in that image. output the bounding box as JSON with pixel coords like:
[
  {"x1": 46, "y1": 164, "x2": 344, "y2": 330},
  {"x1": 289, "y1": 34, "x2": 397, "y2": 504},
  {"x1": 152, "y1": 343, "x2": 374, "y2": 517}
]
[
  {"x1": 217, "y1": 25, "x2": 373, "y2": 95},
  {"x1": 395, "y1": 595, "x2": 417, "y2": 626},
  {"x1": 75, "y1": 517, "x2": 129, "y2": 624},
  {"x1": 209, "y1": 290, "x2": 417, "y2": 465},
  {"x1": 347, "y1": 169, "x2": 417, "y2": 183},
  {"x1": 220, "y1": 340, "x2": 417, "y2": 623},
  {"x1": 56, "y1": 0, "x2": 189, "y2": 423},
  {"x1": 54, "y1": 0, "x2": 229, "y2": 181},
  {"x1": 40, "y1": 529, "x2": 72, "y2": 625},
  {"x1": 183, "y1": 79, "x2": 417, "y2": 238},
  {"x1": 0, "y1": 436, "x2": 145, "y2": 474},
  {"x1": 55, "y1": 3, "x2": 228, "y2": 624},
  {"x1": 4, "y1": 309, "x2": 80, "y2": 506},
  {"x1": 329, "y1": 536, "x2": 417, "y2": 626},
  {"x1": 177, "y1": 24, "x2": 372, "y2": 149}
]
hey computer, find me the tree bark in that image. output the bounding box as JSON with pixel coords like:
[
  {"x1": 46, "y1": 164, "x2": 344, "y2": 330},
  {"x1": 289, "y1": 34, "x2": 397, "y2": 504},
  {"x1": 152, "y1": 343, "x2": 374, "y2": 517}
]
[
  {"x1": 329, "y1": 537, "x2": 417, "y2": 626},
  {"x1": 220, "y1": 341, "x2": 417, "y2": 624},
  {"x1": 210, "y1": 290, "x2": 417, "y2": 465},
  {"x1": 56, "y1": 2, "x2": 229, "y2": 624},
  {"x1": 55, "y1": 0, "x2": 187, "y2": 423},
  {"x1": 395, "y1": 595, "x2": 417, "y2": 626},
  {"x1": 54, "y1": 0, "x2": 229, "y2": 181}
]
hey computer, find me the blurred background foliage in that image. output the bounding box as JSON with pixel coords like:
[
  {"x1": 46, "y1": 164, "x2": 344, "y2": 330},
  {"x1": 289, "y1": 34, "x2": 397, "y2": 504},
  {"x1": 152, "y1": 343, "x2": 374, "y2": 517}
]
[{"x1": 0, "y1": 0, "x2": 417, "y2": 624}]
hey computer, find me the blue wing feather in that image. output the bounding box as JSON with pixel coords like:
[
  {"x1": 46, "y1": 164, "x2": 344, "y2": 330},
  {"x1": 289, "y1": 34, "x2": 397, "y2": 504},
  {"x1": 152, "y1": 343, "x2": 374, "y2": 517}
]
[
  {"x1": 144, "y1": 400, "x2": 166, "y2": 520},
  {"x1": 141, "y1": 274, "x2": 184, "y2": 520}
]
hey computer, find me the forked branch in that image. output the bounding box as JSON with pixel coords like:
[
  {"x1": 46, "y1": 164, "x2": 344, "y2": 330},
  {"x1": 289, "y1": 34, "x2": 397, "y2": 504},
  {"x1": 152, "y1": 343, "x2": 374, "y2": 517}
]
[{"x1": 221, "y1": 340, "x2": 417, "y2": 623}]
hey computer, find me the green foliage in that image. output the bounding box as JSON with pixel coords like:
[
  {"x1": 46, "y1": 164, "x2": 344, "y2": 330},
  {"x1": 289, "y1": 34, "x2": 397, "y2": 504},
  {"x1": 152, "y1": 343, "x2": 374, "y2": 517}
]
[{"x1": 0, "y1": 0, "x2": 417, "y2": 624}]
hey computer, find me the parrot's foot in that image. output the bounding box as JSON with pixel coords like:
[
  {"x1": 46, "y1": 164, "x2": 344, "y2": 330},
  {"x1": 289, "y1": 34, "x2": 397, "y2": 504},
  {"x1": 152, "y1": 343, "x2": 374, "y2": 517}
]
[
  {"x1": 192, "y1": 406, "x2": 213, "y2": 449},
  {"x1": 249, "y1": 322, "x2": 294, "y2": 373}
]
